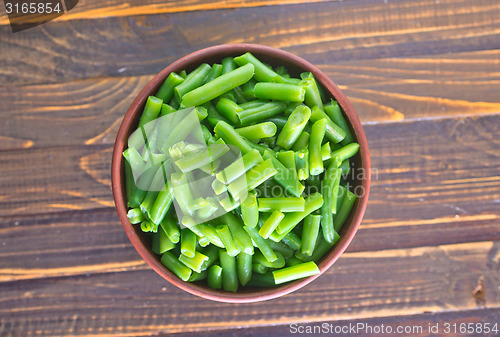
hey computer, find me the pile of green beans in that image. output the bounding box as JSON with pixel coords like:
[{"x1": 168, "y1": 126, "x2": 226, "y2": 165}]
[{"x1": 123, "y1": 52, "x2": 360, "y2": 291}]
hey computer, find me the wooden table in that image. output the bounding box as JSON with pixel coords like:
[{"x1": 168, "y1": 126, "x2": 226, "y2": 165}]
[{"x1": 1, "y1": 0, "x2": 499, "y2": 336}]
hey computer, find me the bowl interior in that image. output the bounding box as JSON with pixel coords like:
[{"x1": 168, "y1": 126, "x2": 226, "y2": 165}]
[{"x1": 112, "y1": 44, "x2": 370, "y2": 303}]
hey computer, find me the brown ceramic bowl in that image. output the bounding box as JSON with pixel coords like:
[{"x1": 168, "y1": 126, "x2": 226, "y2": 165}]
[{"x1": 112, "y1": 44, "x2": 370, "y2": 303}]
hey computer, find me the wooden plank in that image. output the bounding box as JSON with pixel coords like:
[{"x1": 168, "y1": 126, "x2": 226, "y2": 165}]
[
  {"x1": 0, "y1": 240, "x2": 498, "y2": 336},
  {"x1": 1, "y1": 114, "x2": 498, "y2": 219},
  {"x1": 0, "y1": 0, "x2": 335, "y2": 24},
  {"x1": 1, "y1": 0, "x2": 499, "y2": 86},
  {"x1": 169, "y1": 308, "x2": 500, "y2": 336},
  {"x1": 1, "y1": 49, "x2": 499, "y2": 150},
  {"x1": 0, "y1": 115, "x2": 498, "y2": 271}
]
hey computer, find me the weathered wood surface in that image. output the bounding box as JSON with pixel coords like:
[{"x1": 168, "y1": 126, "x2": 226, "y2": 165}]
[
  {"x1": 1, "y1": 0, "x2": 499, "y2": 335},
  {"x1": 1, "y1": 0, "x2": 499, "y2": 86},
  {"x1": 170, "y1": 308, "x2": 500, "y2": 337},
  {"x1": 1, "y1": 49, "x2": 499, "y2": 149}
]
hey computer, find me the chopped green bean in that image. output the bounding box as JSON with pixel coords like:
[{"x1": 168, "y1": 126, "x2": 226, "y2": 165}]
[
  {"x1": 216, "y1": 97, "x2": 242, "y2": 125},
  {"x1": 252, "y1": 263, "x2": 268, "y2": 274},
  {"x1": 216, "y1": 224, "x2": 240, "y2": 257},
  {"x1": 272, "y1": 261, "x2": 320, "y2": 284},
  {"x1": 241, "y1": 191, "x2": 259, "y2": 228},
  {"x1": 324, "y1": 99, "x2": 355, "y2": 146},
  {"x1": 127, "y1": 208, "x2": 144, "y2": 224},
  {"x1": 179, "y1": 251, "x2": 209, "y2": 273},
  {"x1": 244, "y1": 226, "x2": 278, "y2": 263},
  {"x1": 227, "y1": 159, "x2": 277, "y2": 200},
  {"x1": 156, "y1": 72, "x2": 184, "y2": 102},
  {"x1": 205, "y1": 63, "x2": 223, "y2": 83},
  {"x1": 161, "y1": 252, "x2": 192, "y2": 281},
  {"x1": 281, "y1": 232, "x2": 302, "y2": 251},
  {"x1": 181, "y1": 63, "x2": 255, "y2": 107},
  {"x1": 188, "y1": 270, "x2": 208, "y2": 282},
  {"x1": 291, "y1": 131, "x2": 310, "y2": 152},
  {"x1": 333, "y1": 189, "x2": 357, "y2": 232},
  {"x1": 246, "y1": 272, "x2": 276, "y2": 287},
  {"x1": 330, "y1": 143, "x2": 360, "y2": 162},
  {"x1": 254, "y1": 83, "x2": 305, "y2": 102},
  {"x1": 263, "y1": 151, "x2": 304, "y2": 198},
  {"x1": 295, "y1": 148, "x2": 309, "y2": 180},
  {"x1": 138, "y1": 96, "x2": 163, "y2": 129},
  {"x1": 310, "y1": 106, "x2": 346, "y2": 144},
  {"x1": 301, "y1": 215, "x2": 321, "y2": 256},
  {"x1": 320, "y1": 166, "x2": 341, "y2": 242},
  {"x1": 219, "y1": 250, "x2": 238, "y2": 292},
  {"x1": 219, "y1": 212, "x2": 254, "y2": 255},
  {"x1": 175, "y1": 140, "x2": 230, "y2": 173},
  {"x1": 300, "y1": 75, "x2": 323, "y2": 110},
  {"x1": 207, "y1": 265, "x2": 222, "y2": 289},
  {"x1": 235, "y1": 122, "x2": 277, "y2": 140},
  {"x1": 257, "y1": 197, "x2": 305, "y2": 212},
  {"x1": 234, "y1": 52, "x2": 282, "y2": 83},
  {"x1": 321, "y1": 142, "x2": 331, "y2": 161},
  {"x1": 276, "y1": 105, "x2": 311, "y2": 150},
  {"x1": 236, "y1": 252, "x2": 253, "y2": 286},
  {"x1": 309, "y1": 118, "x2": 327, "y2": 175},
  {"x1": 214, "y1": 120, "x2": 253, "y2": 155},
  {"x1": 253, "y1": 251, "x2": 285, "y2": 269},
  {"x1": 161, "y1": 213, "x2": 180, "y2": 243},
  {"x1": 243, "y1": 78, "x2": 257, "y2": 98},
  {"x1": 221, "y1": 57, "x2": 237, "y2": 74},
  {"x1": 180, "y1": 228, "x2": 197, "y2": 258},
  {"x1": 237, "y1": 101, "x2": 287, "y2": 126},
  {"x1": 174, "y1": 63, "x2": 211, "y2": 101},
  {"x1": 152, "y1": 225, "x2": 176, "y2": 254},
  {"x1": 259, "y1": 210, "x2": 285, "y2": 239}
]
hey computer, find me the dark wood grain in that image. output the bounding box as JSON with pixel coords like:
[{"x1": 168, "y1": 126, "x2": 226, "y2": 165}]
[
  {"x1": 1, "y1": 0, "x2": 499, "y2": 86},
  {"x1": 0, "y1": 240, "x2": 498, "y2": 336},
  {"x1": 1, "y1": 49, "x2": 499, "y2": 150},
  {"x1": 169, "y1": 308, "x2": 500, "y2": 337}
]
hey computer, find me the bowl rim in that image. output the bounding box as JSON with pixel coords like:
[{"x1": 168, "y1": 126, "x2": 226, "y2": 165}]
[{"x1": 112, "y1": 43, "x2": 370, "y2": 303}]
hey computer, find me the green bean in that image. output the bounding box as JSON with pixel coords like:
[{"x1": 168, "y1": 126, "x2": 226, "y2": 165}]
[
  {"x1": 320, "y1": 166, "x2": 341, "y2": 242},
  {"x1": 253, "y1": 83, "x2": 305, "y2": 102},
  {"x1": 179, "y1": 70, "x2": 187, "y2": 78},
  {"x1": 253, "y1": 251, "x2": 285, "y2": 269},
  {"x1": 263, "y1": 151, "x2": 304, "y2": 198},
  {"x1": 216, "y1": 97, "x2": 241, "y2": 125},
  {"x1": 324, "y1": 99, "x2": 355, "y2": 146},
  {"x1": 124, "y1": 159, "x2": 138, "y2": 208},
  {"x1": 182, "y1": 216, "x2": 225, "y2": 248},
  {"x1": 179, "y1": 251, "x2": 209, "y2": 273},
  {"x1": 214, "y1": 120, "x2": 253, "y2": 155},
  {"x1": 259, "y1": 210, "x2": 285, "y2": 239},
  {"x1": 300, "y1": 75, "x2": 323, "y2": 110},
  {"x1": 244, "y1": 225, "x2": 278, "y2": 263},
  {"x1": 233, "y1": 86, "x2": 248, "y2": 104},
  {"x1": 330, "y1": 143, "x2": 360, "y2": 162},
  {"x1": 180, "y1": 228, "x2": 197, "y2": 258},
  {"x1": 152, "y1": 225, "x2": 176, "y2": 254},
  {"x1": 170, "y1": 172, "x2": 195, "y2": 217},
  {"x1": 291, "y1": 131, "x2": 310, "y2": 152},
  {"x1": 200, "y1": 244, "x2": 220, "y2": 269},
  {"x1": 160, "y1": 103, "x2": 176, "y2": 116},
  {"x1": 276, "y1": 151, "x2": 296, "y2": 171},
  {"x1": 203, "y1": 101, "x2": 231, "y2": 127},
  {"x1": 181, "y1": 63, "x2": 255, "y2": 107},
  {"x1": 272, "y1": 192, "x2": 323, "y2": 240},
  {"x1": 235, "y1": 122, "x2": 277, "y2": 140},
  {"x1": 168, "y1": 94, "x2": 180, "y2": 109},
  {"x1": 236, "y1": 252, "x2": 253, "y2": 286},
  {"x1": 207, "y1": 265, "x2": 222, "y2": 289},
  {"x1": 272, "y1": 261, "x2": 320, "y2": 284},
  {"x1": 216, "y1": 149, "x2": 263, "y2": 184},
  {"x1": 281, "y1": 232, "x2": 302, "y2": 251},
  {"x1": 123, "y1": 147, "x2": 145, "y2": 178},
  {"x1": 219, "y1": 250, "x2": 238, "y2": 292},
  {"x1": 221, "y1": 57, "x2": 237, "y2": 74},
  {"x1": 252, "y1": 263, "x2": 268, "y2": 274},
  {"x1": 219, "y1": 212, "x2": 254, "y2": 255},
  {"x1": 139, "y1": 163, "x2": 166, "y2": 218},
  {"x1": 243, "y1": 78, "x2": 257, "y2": 98},
  {"x1": 241, "y1": 191, "x2": 259, "y2": 228},
  {"x1": 339, "y1": 159, "x2": 351, "y2": 178},
  {"x1": 295, "y1": 148, "x2": 309, "y2": 181},
  {"x1": 295, "y1": 234, "x2": 336, "y2": 262},
  {"x1": 211, "y1": 179, "x2": 226, "y2": 196},
  {"x1": 246, "y1": 272, "x2": 276, "y2": 287},
  {"x1": 218, "y1": 195, "x2": 241, "y2": 212},
  {"x1": 268, "y1": 240, "x2": 294, "y2": 259},
  {"x1": 161, "y1": 251, "x2": 192, "y2": 281},
  {"x1": 310, "y1": 106, "x2": 346, "y2": 144},
  {"x1": 160, "y1": 212, "x2": 180, "y2": 243},
  {"x1": 301, "y1": 214, "x2": 320, "y2": 256},
  {"x1": 246, "y1": 141, "x2": 273, "y2": 156},
  {"x1": 227, "y1": 159, "x2": 277, "y2": 199},
  {"x1": 197, "y1": 236, "x2": 209, "y2": 247},
  {"x1": 140, "y1": 220, "x2": 155, "y2": 233},
  {"x1": 220, "y1": 91, "x2": 235, "y2": 102},
  {"x1": 175, "y1": 140, "x2": 230, "y2": 173},
  {"x1": 321, "y1": 142, "x2": 331, "y2": 161},
  {"x1": 286, "y1": 255, "x2": 304, "y2": 267},
  {"x1": 216, "y1": 224, "x2": 240, "y2": 257},
  {"x1": 281, "y1": 77, "x2": 301, "y2": 85},
  {"x1": 127, "y1": 208, "x2": 144, "y2": 224},
  {"x1": 239, "y1": 100, "x2": 268, "y2": 110},
  {"x1": 160, "y1": 108, "x2": 202, "y2": 154},
  {"x1": 333, "y1": 189, "x2": 357, "y2": 232},
  {"x1": 284, "y1": 102, "x2": 303, "y2": 116},
  {"x1": 138, "y1": 96, "x2": 163, "y2": 128},
  {"x1": 196, "y1": 106, "x2": 208, "y2": 122},
  {"x1": 276, "y1": 105, "x2": 311, "y2": 150},
  {"x1": 156, "y1": 72, "x2": 184, "y2": 102},
  {"x1": 257, "y1": 197, "x2": 305, "y2": 212},
  {"x1": 234, "y1": 52, "x2": 283, "y2": 83},
  {"x1": 188, "y1": 270, "x2": 208, "y2": 282},
  {"x1": 309, "y1": 118, "x2": 327, "y2": 175},
  {"x1": 204, "y1": 63, "x2": 223, "y2": 83},
  {"x1": 174, "y1": 63, "x2": 211, "y2": 101},
  {"x1": 237, "y1": 101, "x2": 287, "y2": 126}
]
